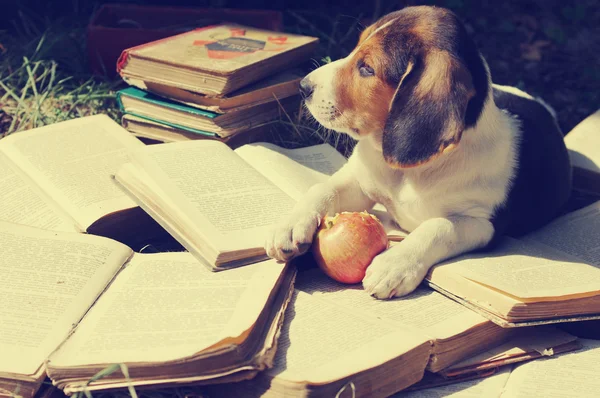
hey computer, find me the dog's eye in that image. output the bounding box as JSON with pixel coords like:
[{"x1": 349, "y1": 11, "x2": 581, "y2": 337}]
[{"x1": 358, "y1": 64, "x2": 375, "y2": 77}]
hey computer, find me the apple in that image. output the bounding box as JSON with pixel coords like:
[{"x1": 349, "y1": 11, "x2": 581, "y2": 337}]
[{"x1": 311, "y1": 211, "x2": 388, "y2": 284}]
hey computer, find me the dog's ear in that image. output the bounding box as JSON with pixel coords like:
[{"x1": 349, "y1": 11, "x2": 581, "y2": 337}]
[{"x1": 382, "y1": 51, "x2": 476, "y2": 168}]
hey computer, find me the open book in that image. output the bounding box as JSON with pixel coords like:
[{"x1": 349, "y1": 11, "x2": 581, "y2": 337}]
[
  {"x1": 0, "y1": 221, "x2": 294, "y2": 397},
  {"x1": 0, "y1": 115, "x2": 168, "y2": 247},
  {"x1": 114, "y1": 140, "x2": 406, "y2": 271},
  {"x1": 426, "y1": 200, "x2": 600, "y2": 327},
  {"x1": 398, "y1": 338, "x2": 600, "y2": 398},
  {"x1": 205, "y1": 269, "x2": 578, "y2": 398}
]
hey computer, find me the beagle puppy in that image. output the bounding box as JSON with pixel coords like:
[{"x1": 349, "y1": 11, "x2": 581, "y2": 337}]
[{"x1": 265, "y1": 6, "x2": 572, "y2": 299}]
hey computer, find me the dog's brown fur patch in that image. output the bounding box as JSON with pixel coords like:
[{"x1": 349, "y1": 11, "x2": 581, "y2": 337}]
[{"x1": 333, "y1": 28, "x2": 397, "y2": 139}]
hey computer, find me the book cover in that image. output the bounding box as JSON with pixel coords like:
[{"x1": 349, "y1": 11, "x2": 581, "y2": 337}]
[{"x1": 117, "y1": 24, "x2": 318, "y2": 76}]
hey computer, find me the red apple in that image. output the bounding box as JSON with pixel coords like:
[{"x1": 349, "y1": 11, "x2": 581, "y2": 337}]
[{"x1": 311, "y1": 211, "x2": 389, "y2": 284}]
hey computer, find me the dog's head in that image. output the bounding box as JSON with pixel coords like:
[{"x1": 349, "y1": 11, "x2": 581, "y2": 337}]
[{"x1": 301, "y1": 6, "x2": 489, "y2": 168}]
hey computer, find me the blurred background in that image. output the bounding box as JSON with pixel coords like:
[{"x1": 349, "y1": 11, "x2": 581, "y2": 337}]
[{"x1": 1, "y1": 0, "x2": 599, "y2": 138}]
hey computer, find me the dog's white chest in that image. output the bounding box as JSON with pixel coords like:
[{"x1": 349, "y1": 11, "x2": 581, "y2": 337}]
[{"x1": 352, "y1": 145, "x2": 440, "y2": 232}]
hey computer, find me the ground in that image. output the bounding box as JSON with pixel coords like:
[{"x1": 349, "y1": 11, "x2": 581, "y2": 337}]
[{"x1": 1, "y1": 0, "x2": 599, "y2": 155}]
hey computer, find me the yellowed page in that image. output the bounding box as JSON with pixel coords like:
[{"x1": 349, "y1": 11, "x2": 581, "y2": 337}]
[
  {"x1": 128, "y1": 140, "x2": 295, "y2": 251},
  {"x1": 234, "y1": 142, "x2": 408, "y2": 239},
  {"x1": 431, "y1": 237, "x2": 600, "y2": 299},
  {"x1": 47, "y1": 254, "x2": 286, "y2": 366},
  {"x1": 0, "y1": 221, "x2": 131, "y2": 376},
  {"x1": 0, "y1": 152, "x2": 76, "y2": 232},
  {"x1": 564, "y1": 109, "x2": 600, "y2": 173},
  {"x1": 501, "y1": 339, "x2": 600, "y2": 398},
  {"x1": 522, "y1": 201, "x2": 600, "y2": 266},
  {"x1": 396, "y1": 367, "x2": 511, "y2": 398},
  {"x1": 297, "y1": 270, "x2": 486, "y2": 340},
  {"x1": 0, "y1": 115, "x2": 144, "y2": 230},
  {"x1": 234, "y1": 142, "x2": 347, "y2": 200},
  {"x1": 266, "y1": 289, "x2": 430, "y2": 383}
]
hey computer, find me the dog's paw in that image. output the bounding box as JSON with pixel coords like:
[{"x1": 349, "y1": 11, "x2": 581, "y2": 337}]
[
  {"x1": 265, "y1": 211, "x2": 321, "y2": 262},
  {"x1": 362, "y1": 250, "x2": 428, "y2": 299}
]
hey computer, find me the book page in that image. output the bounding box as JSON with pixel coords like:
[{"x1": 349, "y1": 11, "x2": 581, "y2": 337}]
[
  {"x1": 48, "y1": 254, "x2": 286, "y2": 366},
  {"x1": 296, "y1": 270, "x2": 487, "y2": 341},
  {"x1": 522, "y1": 201, "x2": 600, "y2": 266},
  {"x1": 0, "y1": 152, "x2": 76, "y2": 232},
  {"x1": 430, "y1": 236, "x2": 600, "y2": 300},
  {"x1": 128, "y1": 140, "x2": 295, "y2": 250},
  {"x1": 0, "y1": 221, "x2": 131, "y2": 376},
  {"x1": 396, "y1": 367, "x2": 510, "y2": 398},
  {"x1": 234, "y1": 142, "x2": 408, "y2": 239},
  {"x1": 265, "y1": 289, "x2": 430, "y2": 383},
  {"x1": 501, "y1": 339, "x2": 600, "y2": 398},
  {"x1": 234, "y1": 142, "x2": 347, "y2": 200},
  {"x1": 564, "y1": 109, "x2": 600, "y2": 173},
  {"x1": 0, "y1": 115, "x2": 145, "y2": 230}
]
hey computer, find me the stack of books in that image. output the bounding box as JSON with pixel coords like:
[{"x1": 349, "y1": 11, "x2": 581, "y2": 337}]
[
  {"x1": 0, "y1": 111, "x2": 599, "y2": 398},
  {"x1": 115, "y1": 24, "x2": 319, "y2": 146}
]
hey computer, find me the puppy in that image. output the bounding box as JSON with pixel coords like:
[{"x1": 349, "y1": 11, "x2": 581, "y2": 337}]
[{"x1": 265, "y1": 6, "x2": 572, "y2": 299}]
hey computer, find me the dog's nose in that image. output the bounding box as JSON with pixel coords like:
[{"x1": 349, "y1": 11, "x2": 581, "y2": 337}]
[{"x1": 299, "y1": 78, "x2": 315, "y2": 99}]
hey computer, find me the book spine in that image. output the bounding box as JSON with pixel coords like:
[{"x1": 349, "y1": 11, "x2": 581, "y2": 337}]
[
  {"x1": 116, "y1": 24, "x2": 220, "y2": 74},
  {"x1": 115, "y1": 91, "x2": 125, "y2": 111}
]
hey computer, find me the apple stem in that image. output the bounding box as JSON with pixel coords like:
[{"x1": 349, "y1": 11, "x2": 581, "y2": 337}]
[{"x1": 326, "y1": 219, "x2": 334, "y2": 229}]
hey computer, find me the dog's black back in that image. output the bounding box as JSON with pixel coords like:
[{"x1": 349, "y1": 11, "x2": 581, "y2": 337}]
[{"x1": 487, "y1": 89, "x2": 572, "y2": 247}]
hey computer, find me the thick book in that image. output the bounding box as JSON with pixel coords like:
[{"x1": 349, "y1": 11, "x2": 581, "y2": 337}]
[
  {"x1": 0, "y1": 115, "x2": 166, "y2": 247},
  {"x1": 122, "y1": 69, "x2": 303, "y2": 113},
  {"x1": 425, "y1": 200, "x2": 600, "y2": 327},
  {"x1": 398, "y1": 338, "x2": 600, "y2": 398},
  {"x1": 116, "y1": 24, "x2": 318, "y2": 96},
  {"x1": 121, "y1": 114, "x2": 276, "y2": 148},
  {"x1": 204, "y1": 270, "x2": 579, "y2": 398},
  {"x1": 0, "y1": 221, "x2": 294, "y2": 397},
  {"x1": 114, "y1": 140, "x2": 407, "y2": 271},
  {"x1": 116, "y1": 86, "x2": 300, "y2": 138}
]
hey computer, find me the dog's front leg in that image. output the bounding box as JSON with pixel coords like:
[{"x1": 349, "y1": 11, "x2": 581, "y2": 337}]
[
  {"x1": 265, "y1": 171, "x2": 374, "y2": 262},
  {"x1": 363, "y1": 216, "x2": 494, "y2": 299}
]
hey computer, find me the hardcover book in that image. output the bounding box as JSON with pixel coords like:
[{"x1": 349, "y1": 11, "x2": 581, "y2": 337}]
[
  {"x1": 114, "y1": 140, "x2": 407, "y2": 271},
  {"x1": 116, "y1": 86, "x2": 299, "y2": 138},
  {"x1": 122, "y1": 69, "x2": 303, "y2": 114},
  {"x1": 0, "y1": 115, "x2": 165, "y2": 247},
  {"x1": 0, "y1": 221, "x2": 295, "y2": 396},
  {"x1": 117, "y1": 24, "x2": 318, "y2": 95}
]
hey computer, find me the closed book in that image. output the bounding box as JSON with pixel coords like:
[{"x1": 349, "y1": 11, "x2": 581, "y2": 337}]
[{"x1": 117, "y1": 24, "x2": 318, "y2": 96}]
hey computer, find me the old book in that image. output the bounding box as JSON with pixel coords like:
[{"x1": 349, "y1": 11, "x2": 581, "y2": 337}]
[
  {"x1": 116, "y1": 24, "x2": 318, "y2": 96},
  {"x1": 114, "y1": 140, "x2": 407, "y2": 271},
  {"x1": 565, "y1": 109, "x2": 600, "y2": 195},
  {"x1": 404, "y1": 326, "x2": 580, "y2": 392},
  {"x1": 116, "y1": 86, "x2": 299, "y2": 138},
  {"x1": 204, "y1": 270, "x2": 577, "y2": 398},
  {"x1": 0, "y1": 220, "x2": 294, "y2": 397},
  {"x1": 426, "y1": 200, "x2": 600, "y2": 327},
  {"x1": 122, "y1": 69, "x2": 303, "y2": 113},
  {"x1": 398, "y1": 338, "x2": 600, "y2": 398},
  {"x1": 0, "y1": 115, "x2": 165, "y2": 246},
  {"x1": 121, "y1": 114, "x2": 276, "y2": 148}
]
